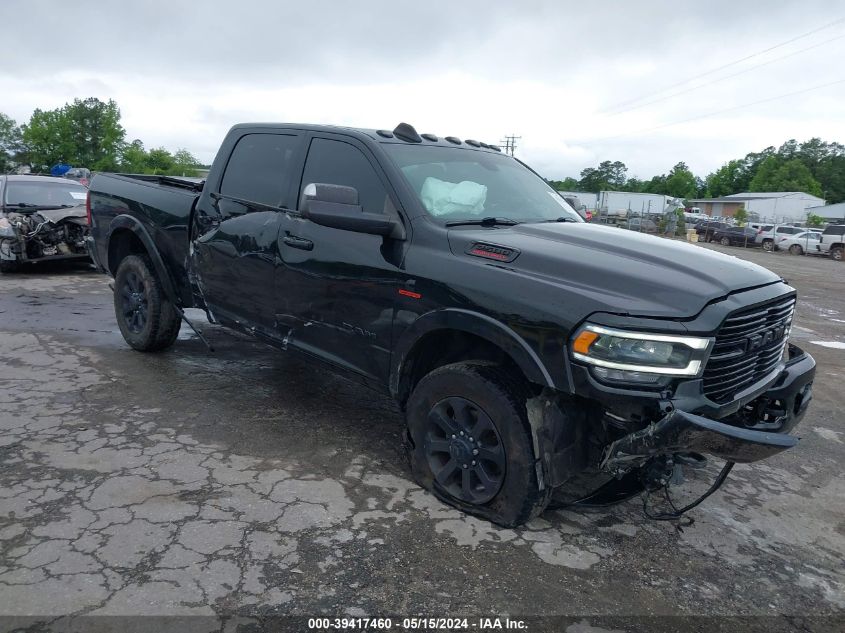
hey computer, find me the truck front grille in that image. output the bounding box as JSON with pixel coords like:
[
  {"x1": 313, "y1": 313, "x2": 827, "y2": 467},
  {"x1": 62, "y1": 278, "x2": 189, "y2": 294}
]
[{"x1": 702, "y1": 295, "x2": 795, "y2": 403}]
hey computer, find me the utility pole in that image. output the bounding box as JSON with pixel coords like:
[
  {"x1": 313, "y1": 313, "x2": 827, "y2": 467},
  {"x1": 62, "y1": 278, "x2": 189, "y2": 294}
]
[{"x1": 500, "y1": 134, "x2": 521, "y2": 156}]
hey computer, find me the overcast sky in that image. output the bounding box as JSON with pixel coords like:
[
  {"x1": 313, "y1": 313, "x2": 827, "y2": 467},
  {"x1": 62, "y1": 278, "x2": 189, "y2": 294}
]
[{"x1": 3, "y1": 0, "x2": 844, "y2": 180}]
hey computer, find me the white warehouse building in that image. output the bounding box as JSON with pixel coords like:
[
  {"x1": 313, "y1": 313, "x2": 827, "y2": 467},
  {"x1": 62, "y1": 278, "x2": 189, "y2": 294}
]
[{"x1": 689, "y1": 192, "x2": 825, "y2": 223}]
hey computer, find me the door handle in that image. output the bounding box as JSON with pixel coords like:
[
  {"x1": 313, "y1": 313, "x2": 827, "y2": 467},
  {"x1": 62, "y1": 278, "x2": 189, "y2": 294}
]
[{"x1": 283, "y1": 232, "x2": 314, "y2": 251}]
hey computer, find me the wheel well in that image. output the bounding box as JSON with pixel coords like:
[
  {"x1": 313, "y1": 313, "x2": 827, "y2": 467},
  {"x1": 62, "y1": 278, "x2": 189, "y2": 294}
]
[
  {"x1": 397, "y1": 329, "x2": 532, "y2": 407},
  {"x1": 107, "y1": 229, "x2": 147, "y2": 274}
]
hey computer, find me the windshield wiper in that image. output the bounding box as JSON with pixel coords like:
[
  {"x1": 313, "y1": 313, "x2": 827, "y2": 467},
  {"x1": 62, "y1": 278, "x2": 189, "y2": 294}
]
[
  {"x1": 538, "y1": 216, "x2": 578, "y2": 223},
  {"x1": 445, "y1": 217, "x2": 521, "y2": 228}
]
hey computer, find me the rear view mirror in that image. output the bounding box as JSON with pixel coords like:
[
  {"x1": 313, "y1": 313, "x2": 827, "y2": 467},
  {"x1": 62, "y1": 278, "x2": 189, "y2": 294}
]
[{"x1": 300, "y1": 183, "x2": 401, "y2": 237}]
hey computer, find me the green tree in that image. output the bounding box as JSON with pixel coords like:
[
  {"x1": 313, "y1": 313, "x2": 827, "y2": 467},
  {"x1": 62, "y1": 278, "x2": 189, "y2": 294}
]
[
  {"x1": 749, "y1": 157, "x2": 823, "y2": 197},
  {"x1": 21, "y1": 97, "x2": 125, "y2": 170},
  {"x1": 578, "y1": 160, "x2": 628, "y2": 192},
  {"x1": 806, "y1": 213, "x2": 825, "y2": 227},
  {"x1": 169, "y1": 149, "x2": 200, "y2": 177},
  {"x1": 119, "y1": 139, "x2": 149, "y2": 173},
  {"x1": 547, "y1": 176, "x2": 580, "y2": 191},
  {"x1": 0, "y1": 113, "x2": 23, "y2": 172},
  {"x1": 145, "y1": 147, "x2": 175, "y2": 174},
  {"x1": 663, "y1": 162, "x2": 699, "y2": 199},
  {"x1": 705, "y1": 159, "x2": 748, "y2": 197},
  {"x1": 734, "y1": 205, "x2": 748, "y2": 226}
]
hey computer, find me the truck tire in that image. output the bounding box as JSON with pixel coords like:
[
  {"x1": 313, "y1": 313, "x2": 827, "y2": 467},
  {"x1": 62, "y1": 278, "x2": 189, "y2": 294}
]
[
  {"x1": 405, "y1": 362, "x2": 550, "y2": 527},
  {"x1": 0, "y1": 260, "x2": 20, "y2": 274},
  {"x1": 832, "y1": 246, "x2": 843, "y2": 261},
  {"x1": 113, "y1": 254, "x2": 182, "y2": 352},
  {"x1": 762, "y1": 239, "x2": 774, "y2": 252}
]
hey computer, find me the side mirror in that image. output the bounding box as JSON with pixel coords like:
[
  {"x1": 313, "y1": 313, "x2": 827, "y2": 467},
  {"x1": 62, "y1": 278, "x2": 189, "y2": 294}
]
[{"x1": 300, "y1": 183, "x2": 400, "y2": 237}]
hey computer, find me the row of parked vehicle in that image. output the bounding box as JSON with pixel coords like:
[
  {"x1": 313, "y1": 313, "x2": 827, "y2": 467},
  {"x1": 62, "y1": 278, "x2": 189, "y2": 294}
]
[{"x1": 694, "y1": 219, "x2": 844, "y2": 260}]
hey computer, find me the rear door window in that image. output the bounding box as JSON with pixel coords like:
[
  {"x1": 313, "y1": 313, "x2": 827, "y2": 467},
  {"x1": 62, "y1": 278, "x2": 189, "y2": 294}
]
[
  {"x1": 220, "y1": 133, "x2": 300, "y2": 208},
  {"x1": 822, "y1": 224, "x2": 845, "y2": 235}
]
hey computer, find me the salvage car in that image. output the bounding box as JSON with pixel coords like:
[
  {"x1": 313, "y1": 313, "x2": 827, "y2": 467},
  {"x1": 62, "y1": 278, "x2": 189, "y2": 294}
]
[
  {"x1": 87, "y1": 122, "x2": 815, "y2": 527},
  {"x1": 0, "y1": 175, "x2": 90, "y2": 273},
  {"x1": 778, "y1": 230, "x2": 821, "y2": 256}
]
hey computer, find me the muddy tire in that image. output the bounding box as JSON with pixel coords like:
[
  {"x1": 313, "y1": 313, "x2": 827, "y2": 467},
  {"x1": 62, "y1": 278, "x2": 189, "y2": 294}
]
[
  {"x1": 789, "y1": 244, "x2": 803, "y2": 256},
  {"x1": 720, "y1": 236, "x2": 731, "y2": 246},
  {"x1": 832, "y1": 246, "x2": 843, "y2": 261},
  {"x1": 113, "y1": 254, "x2": 182, "y2": 352},
  {"x1": 0, "y1": 260, "x2": 20, "y2": 274},
  {"x1": 762, "y1": 239, "x2": 774, "y2": 252},
  {"x1": 406, "y1": 362, "x2": 550, "y2": 527}
]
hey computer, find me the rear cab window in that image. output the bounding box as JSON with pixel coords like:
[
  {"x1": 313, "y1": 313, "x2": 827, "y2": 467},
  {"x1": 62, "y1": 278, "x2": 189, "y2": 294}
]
[{"x1": 220, "y1": 133, "x2": 300, "y2": 208}]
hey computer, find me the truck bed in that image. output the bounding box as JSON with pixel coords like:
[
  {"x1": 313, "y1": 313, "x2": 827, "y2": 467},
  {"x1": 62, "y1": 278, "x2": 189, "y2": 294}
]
[{"x1": 88, "y1": 173, "x2": 204, "y2": 306}]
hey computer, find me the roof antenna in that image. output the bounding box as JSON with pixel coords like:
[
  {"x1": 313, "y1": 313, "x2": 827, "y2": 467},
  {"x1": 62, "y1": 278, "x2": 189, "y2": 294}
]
[{"x1": 393, "y1": 122, "x2": 422, "y2": 143}]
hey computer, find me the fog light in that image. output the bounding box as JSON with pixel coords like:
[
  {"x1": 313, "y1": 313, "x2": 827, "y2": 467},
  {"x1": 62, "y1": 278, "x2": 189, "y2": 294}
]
[{"x1": 592, "y1": 366, "x2": 664, "y2": 384}]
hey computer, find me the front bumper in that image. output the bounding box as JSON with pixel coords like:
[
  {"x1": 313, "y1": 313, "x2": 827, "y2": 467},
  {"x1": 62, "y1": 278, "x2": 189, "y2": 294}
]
[{"x1": 601, "y1": 344, "x2": 815, "y2": 471}]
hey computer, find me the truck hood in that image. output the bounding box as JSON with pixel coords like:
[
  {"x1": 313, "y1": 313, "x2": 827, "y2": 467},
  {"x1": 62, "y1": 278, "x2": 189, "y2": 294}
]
[{"x1": 448, "y1": 222, "x2": 781, "y2": 318}]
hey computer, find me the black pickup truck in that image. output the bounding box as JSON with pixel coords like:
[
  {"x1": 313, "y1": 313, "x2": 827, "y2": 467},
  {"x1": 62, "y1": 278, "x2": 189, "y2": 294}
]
[{"x1": 87, "y1": 122, "x2": 815, "y2": 526}]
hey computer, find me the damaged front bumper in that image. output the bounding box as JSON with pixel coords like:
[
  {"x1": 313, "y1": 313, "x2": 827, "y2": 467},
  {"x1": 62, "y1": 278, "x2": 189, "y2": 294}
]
[{"x1": 601, "y1": 343, "x2": 815, "y2": 472}]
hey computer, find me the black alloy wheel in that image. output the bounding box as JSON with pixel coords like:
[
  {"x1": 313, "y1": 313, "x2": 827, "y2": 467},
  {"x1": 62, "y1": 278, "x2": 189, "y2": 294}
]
[
  {"x1": 424, "y1": 396, "x2": 506, "y2": 505},
  {"x1": 120, "y1": 270, "x2": 149, "y2": 333}
]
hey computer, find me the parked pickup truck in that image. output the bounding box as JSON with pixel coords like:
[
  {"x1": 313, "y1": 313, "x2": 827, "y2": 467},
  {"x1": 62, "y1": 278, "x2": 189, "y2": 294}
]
[{"x1": 87, "y1": 122, "x2": 816, "y2": 526}]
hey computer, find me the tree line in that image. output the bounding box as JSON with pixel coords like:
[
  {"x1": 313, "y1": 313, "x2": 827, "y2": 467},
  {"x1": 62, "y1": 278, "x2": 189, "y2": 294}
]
[
  {"x1": 549, "y1": 138, "x2": 845, "y2": 204},
  {"x1": 0, "y1": 98, "x2": 205, "y2": 177}
]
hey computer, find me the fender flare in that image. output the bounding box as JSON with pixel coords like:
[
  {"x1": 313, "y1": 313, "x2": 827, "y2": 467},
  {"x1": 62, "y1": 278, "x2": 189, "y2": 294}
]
[
  {"x1": 107, "y1": 214, "x2": 180, "y2": 306},
  {"x1": 390, "y1": 307, "x2": 555, "y2": 400}
]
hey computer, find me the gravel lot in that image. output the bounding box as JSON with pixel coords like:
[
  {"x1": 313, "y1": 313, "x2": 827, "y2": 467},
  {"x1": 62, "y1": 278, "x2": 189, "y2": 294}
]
[{"x1": 0, "y1": 243, "x2": 843, "y2": 631}]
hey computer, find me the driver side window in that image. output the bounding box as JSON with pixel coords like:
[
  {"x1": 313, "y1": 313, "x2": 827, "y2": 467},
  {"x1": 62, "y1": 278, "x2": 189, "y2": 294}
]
[{"x1": 299, "y1": 138, "x2": 390, "y2": 215}]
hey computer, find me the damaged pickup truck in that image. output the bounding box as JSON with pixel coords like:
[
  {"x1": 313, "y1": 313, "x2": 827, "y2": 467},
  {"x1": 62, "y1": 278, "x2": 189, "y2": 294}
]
[
  {"x1": 86, "y1": 122, "x2": 815, "y2": 527},
  {"x1": 0, "y1": 175, "x2": 90, "y2": 273}
]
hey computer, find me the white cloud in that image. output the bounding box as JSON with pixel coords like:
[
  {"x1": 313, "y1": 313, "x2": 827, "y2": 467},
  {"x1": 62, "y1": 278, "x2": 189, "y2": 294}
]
[{"x1": 2, "y1": 0, "x2": 844, "y2": 178}]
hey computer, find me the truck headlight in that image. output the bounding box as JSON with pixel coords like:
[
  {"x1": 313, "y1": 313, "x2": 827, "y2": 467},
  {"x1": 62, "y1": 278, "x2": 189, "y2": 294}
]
[{"x1": 571, "y1": 324, "x2": 712, "y2": 380}]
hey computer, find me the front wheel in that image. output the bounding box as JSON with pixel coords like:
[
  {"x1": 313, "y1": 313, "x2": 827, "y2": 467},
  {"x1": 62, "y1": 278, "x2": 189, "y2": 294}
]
[
  {"x1": 720, "y1": 237, "x2": 731, "y2": 246},
  {"x1": 762, "y1": 239, "x2": 774, "y2": 252},
  {"x1": 406, "y1": 362, "x2": 550, "y2": 527},
  {"x1": 113, "y1": 254, "x2": 182, "y2": 352},
  {"x1": 789, "y1": 244, "x2": 803, "y2": 256},
  {"x1": 832, "y1": 246, "x2": 843, "y2": 261}
]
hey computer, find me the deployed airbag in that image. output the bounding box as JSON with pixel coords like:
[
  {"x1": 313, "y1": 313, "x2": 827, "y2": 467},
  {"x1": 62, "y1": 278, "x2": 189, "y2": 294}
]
[{"x1": 421, "y1": 177, "x2": 487, "y2": 216}]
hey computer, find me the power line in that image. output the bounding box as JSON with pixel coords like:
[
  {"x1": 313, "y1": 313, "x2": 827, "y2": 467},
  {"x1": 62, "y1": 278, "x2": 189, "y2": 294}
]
[
  {"x1": 589, "y1": 77, "x2": 845, "y2": 142},
  {"x1": 607, "y1": 31, "x2": 845, "y2": 116},
  {"x1": 500, "y1": 134, "x2": 521, "y2": 156},
  {"x1": 601, "y1": 17, "x2": 845, "y2": 114}
]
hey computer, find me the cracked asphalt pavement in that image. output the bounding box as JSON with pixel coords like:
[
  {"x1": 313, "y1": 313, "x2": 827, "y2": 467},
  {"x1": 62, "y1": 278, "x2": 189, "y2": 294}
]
[{"x1": 0, "y1": 246, "x2": 843, "y2": 631}]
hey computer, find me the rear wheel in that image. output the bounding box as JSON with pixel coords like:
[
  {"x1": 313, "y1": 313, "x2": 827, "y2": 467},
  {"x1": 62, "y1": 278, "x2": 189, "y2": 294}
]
[
  {"x1": 406, "y1": 362, "x2": 550, "y2": 527},
  {"x1": 789, "y1": 244, "x2": 803, "y2": 256},
  {"x1": 832, "y1": 246, "x2": 843, "y2": 261},
  {"x1": 113, "y1": 255, "x2": 182, "y2": 351},
  {"x1": 720, "y1": 236, "x2": 731, "y2": 246},
  {"x1": 762, "y1": 239, "x2": 774, "y2": 252}
]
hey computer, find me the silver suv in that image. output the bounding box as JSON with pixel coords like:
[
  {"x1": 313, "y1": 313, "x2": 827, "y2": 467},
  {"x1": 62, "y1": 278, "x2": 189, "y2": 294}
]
[
  {"x1": 756, "y1": 224, "x2": 804, "y2": 251},
  {"x1": 816, "y1": 224, "x2": 845, "y2": 261}
]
